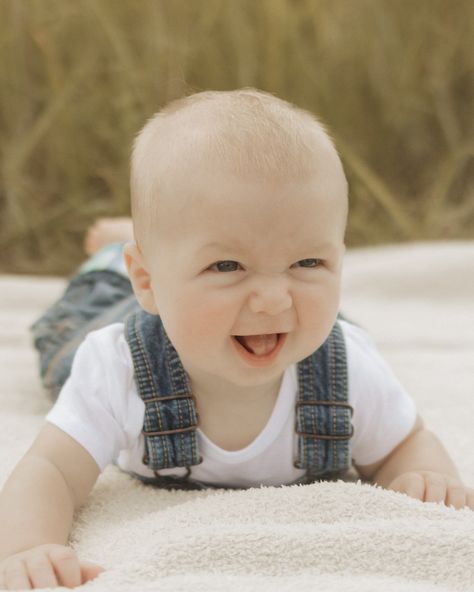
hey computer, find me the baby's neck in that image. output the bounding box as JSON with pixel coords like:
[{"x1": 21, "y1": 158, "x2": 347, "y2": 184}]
[{"x1": 189, "y1": 372, "x2": 285, "y2": 451}]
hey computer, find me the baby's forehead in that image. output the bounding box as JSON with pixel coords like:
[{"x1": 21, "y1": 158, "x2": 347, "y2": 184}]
[
  {"x1": 157, "y1": 170, "x2": 347, "y2": 248},
  {"x1": 147, "y1": 145, "x2": 347, "y2": 245},
  {"x1": 132, "y1": 90, "x2": 348, "y2": 248}
]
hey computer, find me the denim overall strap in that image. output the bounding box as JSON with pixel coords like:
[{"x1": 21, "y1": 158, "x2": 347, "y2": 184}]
[
  {"x1": 294, "y1": 320, "x2": 353, "y2": 478},
  {"x1": 125, "y1": 310, "x2": 201, "y2": 471}
]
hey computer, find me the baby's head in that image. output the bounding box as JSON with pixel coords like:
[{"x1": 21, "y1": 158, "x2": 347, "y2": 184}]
[
  {"x1": 125, "y1": 89, "x2": 348, "y2": 388},
  {"x1": 130, "y1": 88, "x2": 348, "y2": 255}
]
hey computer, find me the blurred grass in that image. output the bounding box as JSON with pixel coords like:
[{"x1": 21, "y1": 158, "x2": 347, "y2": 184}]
[{"x1": 0, "y1": 0, "x2": 473, "y2": 275}]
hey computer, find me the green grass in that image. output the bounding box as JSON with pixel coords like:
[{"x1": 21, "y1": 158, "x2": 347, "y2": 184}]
[{"x1": 1, "y1": 0, "x2": 473, "y2": 274}]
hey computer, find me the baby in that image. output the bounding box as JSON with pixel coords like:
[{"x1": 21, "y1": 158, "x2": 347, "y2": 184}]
[{"x1": 0, "y1": 89, "x2": 472, "y2": 590}]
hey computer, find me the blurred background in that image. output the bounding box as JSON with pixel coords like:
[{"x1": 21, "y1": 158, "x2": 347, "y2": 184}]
[{"x1": 0, "y1": 0, "x2": 473, "y2": 275}]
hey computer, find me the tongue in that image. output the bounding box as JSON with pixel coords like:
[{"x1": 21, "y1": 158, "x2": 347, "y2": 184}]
[{"x1": 240, "y1": 334, "x2": 278, "y2": 356}]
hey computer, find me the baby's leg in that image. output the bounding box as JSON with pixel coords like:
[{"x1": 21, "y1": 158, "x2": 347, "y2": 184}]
[{"x1": 31, "y1": 219, "x2": 139, "y2": 400}]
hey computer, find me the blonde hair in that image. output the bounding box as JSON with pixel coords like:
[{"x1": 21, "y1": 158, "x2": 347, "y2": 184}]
[{"x1": 131, "y1": 88, "x2": 347, "y2": 248}]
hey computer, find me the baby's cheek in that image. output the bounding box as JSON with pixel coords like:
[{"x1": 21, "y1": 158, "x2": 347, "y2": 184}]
[
  {"x1": 298, "y1": 290, "x2": 339, "y2": 338},
  {"x1": 172, "y1": 295, "x2": 233, "y2": 349}
]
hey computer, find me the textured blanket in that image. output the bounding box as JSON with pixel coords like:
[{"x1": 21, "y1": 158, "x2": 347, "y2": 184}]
[{"x1": 1, "y1": 241, "x2": 473, "y2": 592}]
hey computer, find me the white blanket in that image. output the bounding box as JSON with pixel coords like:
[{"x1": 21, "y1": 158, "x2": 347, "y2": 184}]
[{"x1": 1, "y1": 241, "x2": 473, "y2": 592}]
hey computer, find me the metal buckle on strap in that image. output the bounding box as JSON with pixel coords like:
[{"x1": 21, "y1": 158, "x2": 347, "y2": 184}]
[
  {"x1": 151, "y1": 467, "x2": 208, "y2": 491},
  {"x1": 142, "y1": 392, "x2": 199, "y2": 436},
  {"x1": 142, "y1": 393, "x2": 199, "y2": 436},
  {"x1": 142, "y1": 424, "x2": 198, "y2": 437},
  {"x1": 142, "y1": 391, "x2": 199, "y2": 465}
]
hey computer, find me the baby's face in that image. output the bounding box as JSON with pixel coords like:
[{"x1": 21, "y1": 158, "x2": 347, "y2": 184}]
[{"x1": 141, "y1": 163, "x2": 346, "y2": 391}]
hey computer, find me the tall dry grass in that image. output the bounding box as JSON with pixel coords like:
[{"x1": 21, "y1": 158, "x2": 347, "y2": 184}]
[{"x1": 0, "y1": 0, "x2": 473, "y2": 274}]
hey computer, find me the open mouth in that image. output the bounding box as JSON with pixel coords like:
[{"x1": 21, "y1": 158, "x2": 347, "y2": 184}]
[{"x1": 232, "y1": 333, "x2": 283, "y2": 357}]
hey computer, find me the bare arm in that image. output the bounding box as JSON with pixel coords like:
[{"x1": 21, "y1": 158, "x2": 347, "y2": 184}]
[
  {"x1": 356, "y1": 415, "x2": 474, "y2": 510},
  {"x1": 372, "y1": 421, "x2": 461, "y2": 487},
  {"x1": 0, "y1": 423, "x2": 102, "y2": 588}
]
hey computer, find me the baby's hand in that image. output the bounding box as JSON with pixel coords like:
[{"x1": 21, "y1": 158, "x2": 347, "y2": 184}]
[
  {"x1": 388, "y1": 470, "x2": 474, "y2": 510},
  {"x1": 0, "y1": 544, "x2": 104, "y2": 590}
]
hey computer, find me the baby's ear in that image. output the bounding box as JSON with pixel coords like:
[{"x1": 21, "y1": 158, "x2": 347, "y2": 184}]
[{"x1": 123, "y1": 242, "x2": 159, "y2": 315}]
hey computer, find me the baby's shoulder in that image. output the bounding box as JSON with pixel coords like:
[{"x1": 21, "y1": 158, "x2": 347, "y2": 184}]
[
  {"x1": 83, "y1": 322, "x2": 133, "y2": 368},
  {"x1": 338, "y1": 318, "x2": 407, "y2": 402},
  {"x1": 338, "y1": 318, "x2": 379, "y2": 353}
]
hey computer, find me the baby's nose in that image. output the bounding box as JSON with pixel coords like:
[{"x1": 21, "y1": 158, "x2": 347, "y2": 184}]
[{"x1": 247, "y1": 276, "x2": 293, "y2": 315}]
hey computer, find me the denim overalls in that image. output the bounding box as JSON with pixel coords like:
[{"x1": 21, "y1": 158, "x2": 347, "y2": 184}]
[
  {"x1": 32, "y1": 265, "x2": 354, "y2": 490},
  {"x1": 125, "y1": 309, "x2": 353, "y2": 490}
]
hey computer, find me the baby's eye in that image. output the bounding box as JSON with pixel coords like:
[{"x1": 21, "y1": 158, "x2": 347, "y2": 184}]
[
  {"x1": 292, "y1": 258, "x2": 323, "y2": 268},
  {"x1": 209, "y1": 260, "x2": 242, "y2": 272}
]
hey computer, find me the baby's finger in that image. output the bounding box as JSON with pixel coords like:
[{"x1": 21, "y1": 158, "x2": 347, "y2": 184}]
[
  {"x1": 423, "y1": 473, "x2": 447, "y2": 504},
  {"x1": 48, "y1": 546, "x2": 82, "y2": 588},
  {"x1": 25, "y1": 553, "x2": 58, "y2": 589},
  {"x1": 390, "y1": 472, "x2": 425, "y2": 500},
  {"x1": 80, "y1": 561, "x2": 105, "y2": 583},
  {"x1": 445, "y1": 481, "x2": 467, "y2": 510},
  {"x1": 4, "y1": 559, "x2": 32, "y2": 590}
]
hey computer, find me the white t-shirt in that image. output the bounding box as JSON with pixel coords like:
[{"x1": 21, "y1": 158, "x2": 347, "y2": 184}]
[{"x1": 46, "y1": 320, "x2": 417, "y2": 488}]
